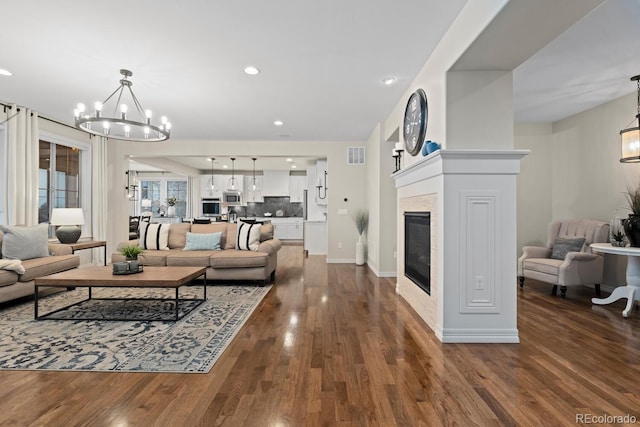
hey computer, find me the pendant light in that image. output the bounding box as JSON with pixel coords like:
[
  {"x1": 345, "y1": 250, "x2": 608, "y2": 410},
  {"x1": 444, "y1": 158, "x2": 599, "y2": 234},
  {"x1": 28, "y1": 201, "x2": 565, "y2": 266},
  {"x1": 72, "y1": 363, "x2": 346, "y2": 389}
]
[
  {"x1": 620, "y1": 74, "x2": 640, "y2": 162},
  {"x1": 208, "y1": 158, "x2": 216, "y2": 191},
  {"x1": 228, "y1": 157, "x2": 238, "y2": 191},
  {"x1": 252, "y1": 157, "x2": 257, "y2": 191}
]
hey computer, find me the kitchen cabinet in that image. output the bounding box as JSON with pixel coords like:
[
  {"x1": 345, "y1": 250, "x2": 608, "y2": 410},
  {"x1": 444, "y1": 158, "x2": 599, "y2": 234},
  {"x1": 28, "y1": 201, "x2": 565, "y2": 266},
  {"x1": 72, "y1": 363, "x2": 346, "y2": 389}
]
[
  {"x1": 267, "y1": 217, "x2": 303, "y2": 240},
  {"x1": 243, "y1": 176, "x2": 264, "y2": 203},
  {"x1": 200, "y1": 174, "x2": 224, "y2": 198},
  {"x1": 304, "y1": 221, "x2": 327, "y2": 254},
  {"x1": 262, "y1": 170, "x2": 289, "y2": 197},
  {"x1": 289, "y1": 175, "x2": 306, "y2": 203}
]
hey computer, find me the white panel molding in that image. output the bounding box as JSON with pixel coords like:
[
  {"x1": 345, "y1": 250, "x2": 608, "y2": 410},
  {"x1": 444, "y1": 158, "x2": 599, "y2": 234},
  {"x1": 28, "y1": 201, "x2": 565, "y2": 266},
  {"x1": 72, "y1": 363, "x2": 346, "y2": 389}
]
[{"x1": 459, "y1": 191, "x2": 501, "y2": 313}]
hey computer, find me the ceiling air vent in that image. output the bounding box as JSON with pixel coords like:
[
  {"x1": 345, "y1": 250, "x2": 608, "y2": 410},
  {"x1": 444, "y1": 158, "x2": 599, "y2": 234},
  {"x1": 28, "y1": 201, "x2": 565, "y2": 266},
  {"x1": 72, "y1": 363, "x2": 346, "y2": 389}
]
[{"x1": 347, "y1": 147, "x2": 365, "y2": 165}]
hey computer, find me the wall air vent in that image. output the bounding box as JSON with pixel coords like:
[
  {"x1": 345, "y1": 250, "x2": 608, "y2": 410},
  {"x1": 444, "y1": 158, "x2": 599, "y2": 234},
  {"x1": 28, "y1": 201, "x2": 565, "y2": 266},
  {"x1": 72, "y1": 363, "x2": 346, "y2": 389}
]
[{"x1": 347, "y1": 147, "x2": 365, "y2": 165}]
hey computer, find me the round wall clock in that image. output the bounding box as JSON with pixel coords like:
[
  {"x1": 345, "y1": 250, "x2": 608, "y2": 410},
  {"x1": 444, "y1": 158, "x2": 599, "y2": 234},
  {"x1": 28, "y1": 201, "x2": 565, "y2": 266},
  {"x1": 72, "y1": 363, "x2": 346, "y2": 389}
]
[{"x1": 403, "y1": 89, "x2": 428, "y2": 156}]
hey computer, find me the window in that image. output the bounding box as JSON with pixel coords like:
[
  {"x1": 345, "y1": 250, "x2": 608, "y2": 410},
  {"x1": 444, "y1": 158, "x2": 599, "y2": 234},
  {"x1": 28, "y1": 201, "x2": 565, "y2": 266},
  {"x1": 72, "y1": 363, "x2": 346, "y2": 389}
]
[
  {"x1": 168, "y1": 180, "x2": 187, "y2": 218},
  {"x1": 39, "y1": 141, "x2": 80, "y2": 223},
  {"x1": 139, "y1": 177, "x2": 188, "y2": 218}
]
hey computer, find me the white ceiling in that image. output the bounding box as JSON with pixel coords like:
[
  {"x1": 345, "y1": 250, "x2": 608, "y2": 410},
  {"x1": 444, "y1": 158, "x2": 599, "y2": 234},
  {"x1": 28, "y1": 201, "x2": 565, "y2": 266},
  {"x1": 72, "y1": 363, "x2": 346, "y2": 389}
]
[{"x1": 1, "y1": 0, "x2": 639, "y2": 146}]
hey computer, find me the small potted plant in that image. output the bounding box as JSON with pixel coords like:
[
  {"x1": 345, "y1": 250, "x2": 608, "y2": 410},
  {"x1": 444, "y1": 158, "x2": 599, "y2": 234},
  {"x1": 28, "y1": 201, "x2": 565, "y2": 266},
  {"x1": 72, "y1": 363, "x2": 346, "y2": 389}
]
[
  {"x1": 166, "y1": 197, "x2": 178, "y2": 217},
  {"x1": 119, "y1": 245, "x2": 144, "y2": 261},
  {"x1": 611, "y1": 229, "x2": 626, "y2": 247}
]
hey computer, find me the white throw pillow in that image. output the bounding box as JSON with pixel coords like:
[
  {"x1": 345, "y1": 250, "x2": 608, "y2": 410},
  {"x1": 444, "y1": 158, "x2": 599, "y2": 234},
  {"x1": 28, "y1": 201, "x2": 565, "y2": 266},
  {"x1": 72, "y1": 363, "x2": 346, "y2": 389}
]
[
  {"x1": 235, "y1": 221, "x2": 261, "y2": 251},
  {"x1": 139, "y1": 223, "x2": 170, "y2": 250}
]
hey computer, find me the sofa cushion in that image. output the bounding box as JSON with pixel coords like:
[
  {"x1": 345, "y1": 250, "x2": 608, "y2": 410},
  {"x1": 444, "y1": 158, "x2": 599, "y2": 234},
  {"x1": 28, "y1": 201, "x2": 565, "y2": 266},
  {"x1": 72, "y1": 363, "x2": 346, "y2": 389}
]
[
  {"x1": 0, "y1": 269, "x2": 19, "y2": 287},
  {"x1": 236, "y1": 221, "x2": 261, "y2": 251},
  {"x1": 260, "y1": 222, "x2": 274, "y2": 242},
  {"x1": 225, "y1": 223, "x2": 238, "y2": 250},
  {"x1": 139, "y1": 223, "x2": 170, "y2": 250},
  {"x1": 191, "y1": 223, "x2": 228, "y2": 248},
  {"x1": 138, "y1": 250, "x2": 172, "y2": 266},
  {"x1": 0, "y1": 224, "x2": 50, "y2": 261},
  {"x1": 210, "y1": 250, "x2": 268, "y2": 268},
  {"x1": 184, "y1": 232, "x2": 222, "y2": 251},
  {"x1": 166, "y1": 250, "x2": 219, "y2": 267},
  {"x1": 550, "y1": 237, "x2": 586, "y2": 260},
  {"x1": 523, "y1": 258, "x2": 563, "y2": 276},
  {"x1": 168, "y1": 223, "x2": 192, "y2": 249},
  {"x1": 18, "y1": 254, "x2": 80, "y2": 282}
]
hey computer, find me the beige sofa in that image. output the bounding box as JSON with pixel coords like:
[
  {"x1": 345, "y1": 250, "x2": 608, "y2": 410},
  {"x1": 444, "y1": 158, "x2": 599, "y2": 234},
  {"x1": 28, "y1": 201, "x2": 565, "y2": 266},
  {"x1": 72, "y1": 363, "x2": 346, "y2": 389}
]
[
  {"x1": 0, "y1": 232, "x2": 80, "y2": 304},
  {"x1": 113, "y1": 222, "x2": 282, "y2": 285}
]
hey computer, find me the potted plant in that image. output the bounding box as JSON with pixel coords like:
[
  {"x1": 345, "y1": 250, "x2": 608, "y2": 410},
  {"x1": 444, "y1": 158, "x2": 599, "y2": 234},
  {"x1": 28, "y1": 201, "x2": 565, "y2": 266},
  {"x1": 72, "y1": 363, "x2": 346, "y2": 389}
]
[
  {"x1": 119, "y1": 245, "x2": 144, "y2": 261},
  {"x1": 623, "y1": 182, "x2": 640, "y2": 247},
  {"x1": 353, "y1": 209, "x2": 369, "y2": 265},
  {"x1": 166, "y1": 197, "x2": 178, "y2": 217}
]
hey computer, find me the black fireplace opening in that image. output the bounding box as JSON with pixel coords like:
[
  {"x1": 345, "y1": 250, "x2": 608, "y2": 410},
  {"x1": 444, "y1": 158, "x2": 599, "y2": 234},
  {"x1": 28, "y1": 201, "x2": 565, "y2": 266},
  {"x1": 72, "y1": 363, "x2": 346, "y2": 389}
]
[{"x1": 404, "y1": 211, "x2": 431, "y2": 295}]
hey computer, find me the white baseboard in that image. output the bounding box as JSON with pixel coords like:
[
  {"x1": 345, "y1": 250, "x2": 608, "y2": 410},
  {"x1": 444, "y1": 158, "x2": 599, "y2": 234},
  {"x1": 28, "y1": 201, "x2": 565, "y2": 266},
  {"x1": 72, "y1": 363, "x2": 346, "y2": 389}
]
[
  {"x1": 366, "y1": 263, "x2": 396, "y2": 278},
  {"x1": 437, "y1": 328, "x2": 520, "y2": 343}
]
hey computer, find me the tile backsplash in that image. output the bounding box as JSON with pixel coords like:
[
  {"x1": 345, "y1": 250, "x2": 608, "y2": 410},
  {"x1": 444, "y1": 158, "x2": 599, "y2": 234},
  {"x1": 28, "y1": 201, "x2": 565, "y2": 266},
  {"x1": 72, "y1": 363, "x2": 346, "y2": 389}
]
[{"x1": 229, "y1": 197, "x2": 303, "y2": 218}]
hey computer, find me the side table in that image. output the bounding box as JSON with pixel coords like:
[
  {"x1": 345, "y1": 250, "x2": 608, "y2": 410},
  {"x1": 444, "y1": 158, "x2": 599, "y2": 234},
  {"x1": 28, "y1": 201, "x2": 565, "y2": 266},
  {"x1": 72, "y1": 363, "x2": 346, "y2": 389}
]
[
  {"x1": 66, "y1": 240, "x2": 107, "y2": 266},
  {"x1": 590, "y1": 243, "x2": 640, "y2": 317}
]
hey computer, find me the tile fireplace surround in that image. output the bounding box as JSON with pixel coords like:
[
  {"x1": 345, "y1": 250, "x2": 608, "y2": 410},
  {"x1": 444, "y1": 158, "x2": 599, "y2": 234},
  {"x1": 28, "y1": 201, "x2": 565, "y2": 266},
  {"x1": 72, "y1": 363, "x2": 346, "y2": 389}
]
[{"x1": 393, "y1": 150, "x2": 528, "y2": 343}]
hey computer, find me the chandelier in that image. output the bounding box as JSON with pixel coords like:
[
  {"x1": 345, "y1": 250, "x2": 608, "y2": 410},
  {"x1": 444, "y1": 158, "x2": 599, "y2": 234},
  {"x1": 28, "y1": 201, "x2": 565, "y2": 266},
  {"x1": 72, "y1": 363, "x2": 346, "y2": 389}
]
[
  {"x1": 73, "y1": 69, "x2": 171, "y2": 142},
  {"x1": 620, "y1": 74, "x2": 640, "y2": 162}
]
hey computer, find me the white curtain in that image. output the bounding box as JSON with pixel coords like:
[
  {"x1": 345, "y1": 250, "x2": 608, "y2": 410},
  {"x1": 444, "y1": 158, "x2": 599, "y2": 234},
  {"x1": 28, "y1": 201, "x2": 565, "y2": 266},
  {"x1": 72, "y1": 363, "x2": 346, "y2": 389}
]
[
  {"x1": 6, "y1": 104, "x2": 39, "y2": 226},
  {"x1": 91, "y1": 135, "x2": 108, "y2": 264}
]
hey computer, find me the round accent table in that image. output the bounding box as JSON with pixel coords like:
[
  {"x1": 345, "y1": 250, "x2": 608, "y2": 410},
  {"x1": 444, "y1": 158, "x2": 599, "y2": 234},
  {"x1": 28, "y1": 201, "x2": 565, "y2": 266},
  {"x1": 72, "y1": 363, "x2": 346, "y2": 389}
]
[{"x1": 590, "y1": 243, "x2": 640, "y2": 317}]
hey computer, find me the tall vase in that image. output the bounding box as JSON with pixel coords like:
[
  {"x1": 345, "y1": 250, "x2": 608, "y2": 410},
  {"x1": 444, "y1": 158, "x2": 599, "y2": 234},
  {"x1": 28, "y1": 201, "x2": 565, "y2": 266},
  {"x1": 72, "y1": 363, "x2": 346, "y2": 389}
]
[
  {"x1": 623, "y1": 214, "x2": 640, "y2": 247},
  {"x1": 168, "y1": 206, "x2": 176, "y2": 217},
  {"x1": 356, "y1": 235, "x2": 365, "y2": 265}
]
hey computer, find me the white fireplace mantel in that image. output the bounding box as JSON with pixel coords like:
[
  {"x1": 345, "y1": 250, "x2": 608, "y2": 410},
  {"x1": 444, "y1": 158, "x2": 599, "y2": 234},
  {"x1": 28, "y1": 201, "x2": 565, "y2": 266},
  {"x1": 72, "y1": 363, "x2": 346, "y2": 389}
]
[{"x1": 393, "y1": 149, "x2": 528, "y2": 343}]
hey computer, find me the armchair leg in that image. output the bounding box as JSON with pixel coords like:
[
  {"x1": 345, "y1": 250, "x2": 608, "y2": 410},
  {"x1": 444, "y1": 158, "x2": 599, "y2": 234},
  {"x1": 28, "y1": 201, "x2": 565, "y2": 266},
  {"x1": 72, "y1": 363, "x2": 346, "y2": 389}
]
[
  {"x1": 595, "y1": 284, "x2": 601, "y2": 297},
  {"x1": 552, "y1": 285, "x2": 558, "y2": 296},
  {"x1": 518, "y1": 276, "x2": 524, "y2": 289},
  {"x1": 560, "y1": 286, "x2": 567, "y2": 299}
]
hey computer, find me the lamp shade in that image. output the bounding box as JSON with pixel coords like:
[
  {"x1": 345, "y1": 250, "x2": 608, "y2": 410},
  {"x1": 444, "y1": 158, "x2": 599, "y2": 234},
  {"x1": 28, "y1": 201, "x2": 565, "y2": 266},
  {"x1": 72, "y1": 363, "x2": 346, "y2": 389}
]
[
  {"x1": 620, "y1": 126, "x2": 640, "y2": 162},
  {"x1": 50, "y1": 208, "x2": 85, "y2": 226},
  {"x1": 141, "y1": 199, "x2": 152, "y2": 208}
]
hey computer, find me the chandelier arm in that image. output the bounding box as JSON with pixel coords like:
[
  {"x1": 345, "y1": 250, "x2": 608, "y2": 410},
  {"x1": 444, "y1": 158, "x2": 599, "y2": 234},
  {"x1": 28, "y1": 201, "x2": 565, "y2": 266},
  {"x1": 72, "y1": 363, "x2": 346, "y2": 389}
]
[
  {"x1": 127, "y1": 85, "x2": 146, "y2": 117},
  {"x1": 101, "y1": 84, "x2": 126, "y2": 107},
  {"x1": 112, "y1": 86, "x2": 125, "y2": 117}
]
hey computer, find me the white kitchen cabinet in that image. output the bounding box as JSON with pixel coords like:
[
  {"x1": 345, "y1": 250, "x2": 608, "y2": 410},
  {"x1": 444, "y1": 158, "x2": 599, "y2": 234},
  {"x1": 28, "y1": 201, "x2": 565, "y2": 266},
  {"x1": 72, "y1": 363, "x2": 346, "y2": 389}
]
[
  {"x1": 286, "y1": 218, "x2": 303, "y2": 239},
  {"x1": 269, "y1": 217, "x2": 303, "y2": 240},
  {"x1": 289, "y1": 175, "x2": 306, "y2": 203},
  {"x1": 315, "y1": 160, "x2": 328, "y2": 205},
  {"x1": 243, "y1": 176, "x2": 264, "y2": 203},
  {"x1": 304, "y1": 221, "x2": 327, "y2": 254},
  {"x1": 200, "y1": 174, "x2": 224, "y2": 198},
  {"x1": 262, "y1": 170, "x2": 289, "y2": 197}
]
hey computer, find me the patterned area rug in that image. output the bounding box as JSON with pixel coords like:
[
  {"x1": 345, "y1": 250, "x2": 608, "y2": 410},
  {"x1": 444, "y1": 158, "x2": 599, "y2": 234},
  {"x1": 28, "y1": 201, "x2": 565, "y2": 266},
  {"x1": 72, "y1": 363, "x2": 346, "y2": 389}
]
[{"x1": 0, "y1": 285, "x2": 270, "y2": 373}]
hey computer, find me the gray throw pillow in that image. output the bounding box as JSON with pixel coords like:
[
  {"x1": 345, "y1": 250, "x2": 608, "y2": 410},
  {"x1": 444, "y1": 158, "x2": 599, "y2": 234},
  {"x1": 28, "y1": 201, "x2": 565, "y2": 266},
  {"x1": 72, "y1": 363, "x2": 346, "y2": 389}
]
[
  {"x1": 550, "y1": 237, "x2": 586, "y2": 260},
  {"x1": 0, "y1": 223, "x2": 50, "y2": 260}
]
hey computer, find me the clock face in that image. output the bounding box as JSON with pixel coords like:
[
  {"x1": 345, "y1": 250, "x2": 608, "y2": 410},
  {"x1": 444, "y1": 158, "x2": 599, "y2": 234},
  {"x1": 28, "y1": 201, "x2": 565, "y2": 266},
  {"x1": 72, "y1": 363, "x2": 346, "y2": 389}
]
[{"x1": 403, "y1": 89, "x2": 428, "y2": 156}]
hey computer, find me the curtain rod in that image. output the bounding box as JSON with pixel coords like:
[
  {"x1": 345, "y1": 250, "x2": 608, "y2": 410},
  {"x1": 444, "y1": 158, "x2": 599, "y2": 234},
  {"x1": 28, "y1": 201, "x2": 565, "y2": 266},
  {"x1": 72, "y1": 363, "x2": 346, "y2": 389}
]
[{"x1": 1, "y1": 101, "x2": 78, "y2": 132}]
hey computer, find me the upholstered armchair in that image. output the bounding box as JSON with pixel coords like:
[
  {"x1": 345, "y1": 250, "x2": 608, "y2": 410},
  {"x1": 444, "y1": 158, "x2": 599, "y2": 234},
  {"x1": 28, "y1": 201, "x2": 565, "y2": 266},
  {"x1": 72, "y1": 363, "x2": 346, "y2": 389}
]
[{"x1": 518, "y1": 219, "x2": 609, "y2": 298}]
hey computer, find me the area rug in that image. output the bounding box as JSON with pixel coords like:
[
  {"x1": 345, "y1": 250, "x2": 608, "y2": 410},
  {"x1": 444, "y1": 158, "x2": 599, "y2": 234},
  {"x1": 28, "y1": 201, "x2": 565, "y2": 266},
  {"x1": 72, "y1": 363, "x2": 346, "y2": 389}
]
[{"x1": 0, "y1": 285, "x2": 271, "y2": 373}]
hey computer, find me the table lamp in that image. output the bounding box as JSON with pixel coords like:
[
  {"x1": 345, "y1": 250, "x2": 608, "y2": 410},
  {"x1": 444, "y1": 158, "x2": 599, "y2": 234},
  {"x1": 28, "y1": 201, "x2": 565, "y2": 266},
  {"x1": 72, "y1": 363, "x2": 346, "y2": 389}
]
[
  {"x1": 50, "y1": 208, "x2": 85, "y2": 243},
  {"x1": 141, "y1": 199, "x2": 152, "y2": 212}
]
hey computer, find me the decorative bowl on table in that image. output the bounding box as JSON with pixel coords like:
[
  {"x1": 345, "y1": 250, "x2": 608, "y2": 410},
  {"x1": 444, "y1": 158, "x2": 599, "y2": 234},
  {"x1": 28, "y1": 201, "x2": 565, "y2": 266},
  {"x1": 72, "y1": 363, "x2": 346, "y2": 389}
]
[{"x1": 264, "y1": 213, "x2": 272, "y2": 217}]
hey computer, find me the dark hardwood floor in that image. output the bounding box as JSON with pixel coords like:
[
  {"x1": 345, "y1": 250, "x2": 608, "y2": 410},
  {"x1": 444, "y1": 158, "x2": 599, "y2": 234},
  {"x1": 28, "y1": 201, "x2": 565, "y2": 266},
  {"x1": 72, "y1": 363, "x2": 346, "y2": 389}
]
[{"x1": 0, "y1": 245, "x2": 639, "y2": 426}]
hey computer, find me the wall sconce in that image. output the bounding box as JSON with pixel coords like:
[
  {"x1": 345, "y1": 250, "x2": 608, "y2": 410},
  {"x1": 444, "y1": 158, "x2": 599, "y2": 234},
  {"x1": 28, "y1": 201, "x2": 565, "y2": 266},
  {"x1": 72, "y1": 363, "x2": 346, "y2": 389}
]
[
  {"x1": 125, "y1": 170, "x2": 139, "y2": 201},
  {"x1": 620, "y1": 74, "x2": 640, "y2": 162},
  {"x1": 392, "y1": 148, "x2": 404, "y2": 173},
  {"x1": 316, "y1": 170, "x2": 328, "y2": 200}
]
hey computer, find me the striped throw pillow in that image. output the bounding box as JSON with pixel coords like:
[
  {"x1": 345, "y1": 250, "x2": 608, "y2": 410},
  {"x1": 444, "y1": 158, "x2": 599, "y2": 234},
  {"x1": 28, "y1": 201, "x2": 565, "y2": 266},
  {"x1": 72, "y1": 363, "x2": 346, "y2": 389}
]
[
  {"x1": 236, "y1": 221, "x2": 261, "y2": 251},
  {"x1": 139, "y1": 223, "x2": 170, "y2": 250}
]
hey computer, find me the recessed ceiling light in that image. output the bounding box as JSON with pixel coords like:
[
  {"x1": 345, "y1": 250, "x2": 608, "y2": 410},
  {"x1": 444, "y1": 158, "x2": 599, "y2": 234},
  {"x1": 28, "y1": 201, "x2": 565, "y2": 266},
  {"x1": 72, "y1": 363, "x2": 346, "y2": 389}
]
[
  {"x1": 0, "y1": 68, "x2": 13, "y2": 77},
  {"x1": 274, "y1": 120, "x2": 284, "y2": 126},
  {"x1": 223, "y1": 165, "x2": 228, "y2": 169},
  {"x1": 291, "y1": 165, "x2": 297, "y2": 169},
  {"x1": 244, "y1": 66, "x2": 260, "y2": 75},
  {"x1": 382, "y1": 76, "x2": 396, "y2": 85},
  {"x1": 286, "y1": 158, "x2": 293, "y2": 162}
]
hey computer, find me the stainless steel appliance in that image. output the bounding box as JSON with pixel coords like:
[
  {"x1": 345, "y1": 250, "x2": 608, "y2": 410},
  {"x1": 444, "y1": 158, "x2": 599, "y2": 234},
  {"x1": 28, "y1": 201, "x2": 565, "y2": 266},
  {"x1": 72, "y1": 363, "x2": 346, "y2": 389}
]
[
  {"x1": 201, "y1": 198, "x2": 221, "y2": 217},
  {"x1": 223, "y1": 191, "x2": 242, "y2": 206}
]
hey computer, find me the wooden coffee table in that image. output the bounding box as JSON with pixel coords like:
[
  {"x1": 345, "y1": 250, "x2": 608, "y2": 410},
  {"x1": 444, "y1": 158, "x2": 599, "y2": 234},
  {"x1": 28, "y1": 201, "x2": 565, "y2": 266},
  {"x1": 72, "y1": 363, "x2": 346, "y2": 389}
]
[{"x1": 34, "y1": 266, "x2": 207, "y2": 321}]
